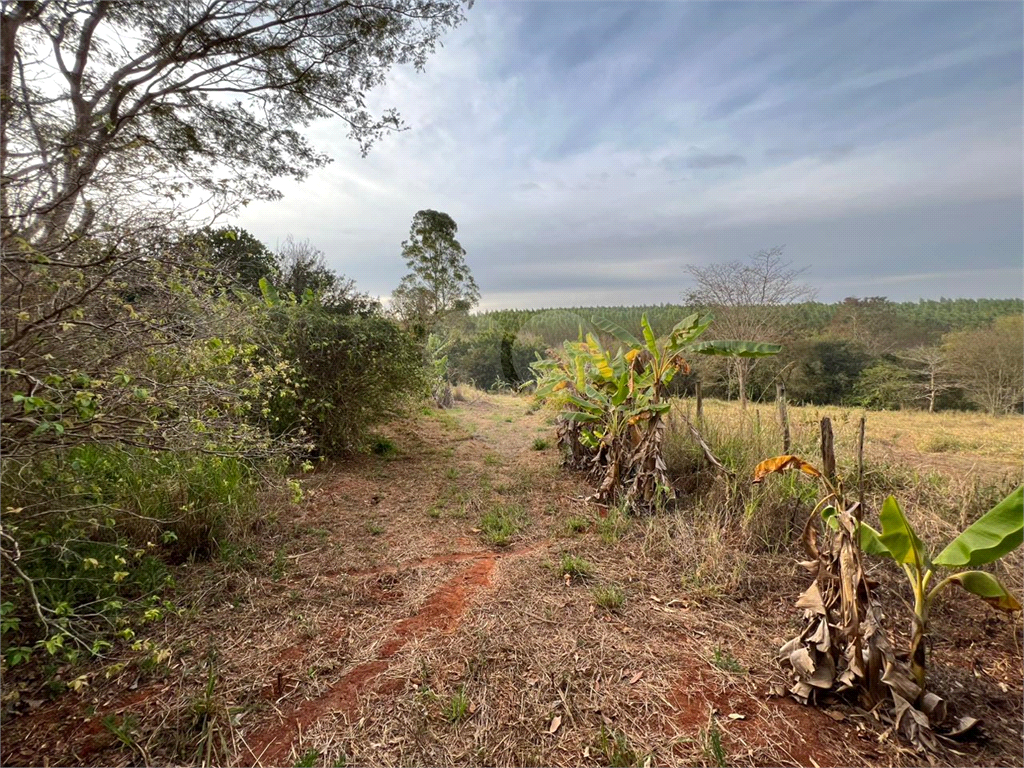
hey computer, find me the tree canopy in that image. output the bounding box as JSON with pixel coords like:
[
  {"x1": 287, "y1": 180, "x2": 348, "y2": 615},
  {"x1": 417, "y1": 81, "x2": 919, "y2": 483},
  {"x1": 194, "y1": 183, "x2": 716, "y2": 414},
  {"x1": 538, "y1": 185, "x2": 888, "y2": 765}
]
[{"x1": 392, "y1": 209, "x2": 479, "y2": 332}]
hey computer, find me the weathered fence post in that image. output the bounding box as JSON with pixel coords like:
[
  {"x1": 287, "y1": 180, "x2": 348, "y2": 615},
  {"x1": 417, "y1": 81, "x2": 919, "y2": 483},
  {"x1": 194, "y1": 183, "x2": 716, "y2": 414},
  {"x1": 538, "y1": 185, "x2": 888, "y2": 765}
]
[
  {"x1": 777, "y1": 381, "x2": 791, "y2": 453},
  {"x1": 857, "y1": 415, "x2": 866, "y2": 512},
  {"x1": 695, "y1": 380, "x2": 703, "y2": 424},
  {"x1": 820, "y1": 417, "x2": 836, "y2": 482}
]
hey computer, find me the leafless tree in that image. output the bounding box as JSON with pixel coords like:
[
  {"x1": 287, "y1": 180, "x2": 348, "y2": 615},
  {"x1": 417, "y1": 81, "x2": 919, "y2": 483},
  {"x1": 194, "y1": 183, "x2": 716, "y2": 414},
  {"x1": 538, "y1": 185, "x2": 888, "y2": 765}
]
[
  {"x1": 685, "y1": 246, "x2": 814, "y2": 407},
  {"x1": 943, "y1": 316, "x2": 1024, "y2": 415},
  {"x1": 897, "y1": 346, "x2": 953, "y2": 413}
]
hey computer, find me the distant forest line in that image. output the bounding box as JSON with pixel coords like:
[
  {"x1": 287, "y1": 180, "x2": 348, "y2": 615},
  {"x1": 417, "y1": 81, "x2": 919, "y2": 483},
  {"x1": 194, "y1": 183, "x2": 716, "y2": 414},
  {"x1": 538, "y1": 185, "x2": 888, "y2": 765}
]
[{"x1": 445, "y1": 297, "x2": 1024, "y2": 414}]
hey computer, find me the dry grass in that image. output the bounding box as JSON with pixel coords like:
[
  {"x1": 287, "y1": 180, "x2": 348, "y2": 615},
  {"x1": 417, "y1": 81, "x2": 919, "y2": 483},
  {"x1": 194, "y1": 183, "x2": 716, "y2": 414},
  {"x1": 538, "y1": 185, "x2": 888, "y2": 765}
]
[
  {"x1": 1, "y1": 389, "x2": 1020, "y2": 768},
  {"x1": 686, "y1": 397, "x2": 1022, "y2": 471}
]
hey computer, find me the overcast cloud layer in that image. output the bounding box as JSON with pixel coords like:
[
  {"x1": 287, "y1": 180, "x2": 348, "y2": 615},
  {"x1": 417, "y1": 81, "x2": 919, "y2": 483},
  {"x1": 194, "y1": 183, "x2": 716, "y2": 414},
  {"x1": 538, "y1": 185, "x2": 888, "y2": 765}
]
[{"x1": 236, "y1": 0, "x2": 1024, "y2": 309}]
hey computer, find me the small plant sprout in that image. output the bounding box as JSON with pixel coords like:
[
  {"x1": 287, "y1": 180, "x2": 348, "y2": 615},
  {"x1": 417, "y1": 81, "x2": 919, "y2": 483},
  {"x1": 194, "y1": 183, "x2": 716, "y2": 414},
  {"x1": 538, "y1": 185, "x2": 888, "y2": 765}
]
[{"x1": 443, "y1": 687, "x2": 470, "y2": 722}]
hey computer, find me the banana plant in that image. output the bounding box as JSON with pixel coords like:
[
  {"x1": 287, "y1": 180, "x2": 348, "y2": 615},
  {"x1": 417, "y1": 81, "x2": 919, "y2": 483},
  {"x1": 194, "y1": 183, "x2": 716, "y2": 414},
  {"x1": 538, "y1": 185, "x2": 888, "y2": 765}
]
[
  {"x1": 534, "y1": 314, "x2": 779, "y2": 510},
  {"x1": 755, "y1": 455, "x2": 1023, "y2": 691},
  {"x1": 844, "y1": 487, "x2": 1023, "y2": 690}
]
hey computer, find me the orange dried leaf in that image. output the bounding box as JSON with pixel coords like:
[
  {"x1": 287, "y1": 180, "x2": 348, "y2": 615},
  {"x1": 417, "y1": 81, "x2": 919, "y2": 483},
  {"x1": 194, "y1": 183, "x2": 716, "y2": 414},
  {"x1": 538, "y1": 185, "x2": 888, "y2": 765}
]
[{"x1": 753, "y1": 455, "x2": 821, "y2": 484}]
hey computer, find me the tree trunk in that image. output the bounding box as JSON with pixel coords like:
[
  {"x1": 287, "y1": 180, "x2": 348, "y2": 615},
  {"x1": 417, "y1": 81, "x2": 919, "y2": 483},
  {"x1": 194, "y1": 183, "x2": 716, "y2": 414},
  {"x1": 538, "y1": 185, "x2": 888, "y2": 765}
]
[{"x1": 928, "y1": 370, "x2": 936, "y2": 413}]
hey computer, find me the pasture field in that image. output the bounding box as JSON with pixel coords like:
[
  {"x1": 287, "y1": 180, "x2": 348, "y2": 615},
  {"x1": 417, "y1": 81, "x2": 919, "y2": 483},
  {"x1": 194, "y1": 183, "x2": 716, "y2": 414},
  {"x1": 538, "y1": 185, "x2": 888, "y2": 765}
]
[{"x1": 2, "y1": 392, "x2": 1021, "y2": 768}]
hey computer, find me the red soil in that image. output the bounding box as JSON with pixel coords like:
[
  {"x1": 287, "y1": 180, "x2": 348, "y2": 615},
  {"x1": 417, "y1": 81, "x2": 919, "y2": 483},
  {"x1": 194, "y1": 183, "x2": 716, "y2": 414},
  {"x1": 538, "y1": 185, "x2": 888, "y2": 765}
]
[{"x1": 239, "y1": 556, "x2": 497, "y2": 767}]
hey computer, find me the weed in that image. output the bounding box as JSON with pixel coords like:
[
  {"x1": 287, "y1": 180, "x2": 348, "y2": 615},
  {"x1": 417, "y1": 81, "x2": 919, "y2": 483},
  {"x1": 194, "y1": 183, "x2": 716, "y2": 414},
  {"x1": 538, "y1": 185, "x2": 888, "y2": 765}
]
[
  {"x1": 427, "y1": 507, "x2": 442, "y2": 520},
  {"x1": 102, "y1": 714, "x2": 144, "y2": 760},
  {"x1": 594, "y1": 726, "x2": 645, "y2": 768},
  {"x1": 532, "y1": 438, "x2": 550, "y2": 451},
  {"x1": 294, "y1": 750, "x2": 320, "y2": 768},
  {"x1": 918, "y1": 434, "x2": 966, "y2": 453},
  {"x1": 479, "y1": 504, "x2": 528, "y2": 546},
  {"x1": 593, "y1": 584, "x2": 625, "y2": 611},
  {"x1": 559, "y1": 553, "x2": 593, "y2": 580},
  {"x1": 702, "y1": 718, "x2": 727, "y2": 768},
  {"x1": 711, "y1": 647, "x2": 745, "y2": 674},
  {"x1": 566, "y1": 516, "x2": 590, "y2": 534},
  {"x1": 271, "y1": 549, "x2": 286, "y2": 582},
  {"x1": 597, "y1": 505, "x2": 630, "y2": 545},
  {"x1": 443, "y1": 687, "x2": 470, "y2": 722},
  {"x1": 444, "y1": 467, "x2": 460, "y2": 480},
  {"x1": 366, "y1": 522, "x2": 385, "y2": 536},
  {"x1": 369, "y1": 435, "x2": 397, "y2": 458},
  {"x1": 483, "y1": 453, "x2": 501, "y2": 466}
]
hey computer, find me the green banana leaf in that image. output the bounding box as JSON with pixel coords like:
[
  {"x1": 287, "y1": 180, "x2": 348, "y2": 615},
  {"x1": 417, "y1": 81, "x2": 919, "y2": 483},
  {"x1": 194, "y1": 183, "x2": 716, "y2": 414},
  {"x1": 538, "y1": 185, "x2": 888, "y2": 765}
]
[
  {"x1": 591, "y1": 316, "x2": 643, "y2": 350},
  {"x1": 640, "y1": 314, "x2": 659, "y2": 358},
  {"x1": 562, "y1": 411, "x2": 603, "y2": 424},
  {"x1": 689, "y1": 340, "x2": 782, "y2": 357},
  {"x1": 946, "y1": 570, "x2": 1022, "y2": 611},
  {"x1": 934, "y1": 486, "x2": 1023, "y2": 568},
  {"x1": 821, "y1": 506, "x2": 892, "y2": 557},
  {"x1": 878, "y1": 496, "x2": 930, "y2": 570}
]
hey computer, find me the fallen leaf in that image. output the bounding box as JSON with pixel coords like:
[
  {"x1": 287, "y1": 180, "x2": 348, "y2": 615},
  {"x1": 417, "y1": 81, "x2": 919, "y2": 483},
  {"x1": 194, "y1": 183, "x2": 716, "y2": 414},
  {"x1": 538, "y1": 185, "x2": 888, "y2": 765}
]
[
  {"x1": 583, "y1": 747, "x2": 590, "y2": 759},
  {"x1": 629, "y1": 671, "x2": 644, "y2": 685},
  {"x1": 825, "y1": 710, "x2": 846, "y2": 722},
  {"x1": 650, "y1": 595, "x2": 663, "y2": 603},
  {"x1": 549, "y1": 715, "x2": 562, "y2": 734},
  {"x1": 727, "y1": 713, "x2": 745, "y2": 720}
]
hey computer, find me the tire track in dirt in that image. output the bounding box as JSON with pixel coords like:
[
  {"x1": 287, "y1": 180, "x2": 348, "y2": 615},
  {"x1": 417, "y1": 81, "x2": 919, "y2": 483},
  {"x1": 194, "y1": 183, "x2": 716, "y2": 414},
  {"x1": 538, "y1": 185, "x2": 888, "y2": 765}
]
[{"x1": 240, "y1": 545, "x2": 544, "y2": 767}]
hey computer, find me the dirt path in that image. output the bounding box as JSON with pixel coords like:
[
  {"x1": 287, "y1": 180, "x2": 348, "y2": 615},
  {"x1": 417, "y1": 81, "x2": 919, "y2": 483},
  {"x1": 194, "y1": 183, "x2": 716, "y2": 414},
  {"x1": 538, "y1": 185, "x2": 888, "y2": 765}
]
[{"x1": 2, "y1": 393, "x2": 1020, "y2": 768}]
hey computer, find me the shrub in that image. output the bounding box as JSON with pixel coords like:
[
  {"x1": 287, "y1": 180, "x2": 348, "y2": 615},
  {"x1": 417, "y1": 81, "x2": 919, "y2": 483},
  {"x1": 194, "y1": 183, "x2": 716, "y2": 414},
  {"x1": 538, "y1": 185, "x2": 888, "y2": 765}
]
[
  {"x1": 257, "y1": 300, "x2": 425, "y2": 456},
  {"x1": 0, "y1": 446, "x2": 263, "y2": 666}
]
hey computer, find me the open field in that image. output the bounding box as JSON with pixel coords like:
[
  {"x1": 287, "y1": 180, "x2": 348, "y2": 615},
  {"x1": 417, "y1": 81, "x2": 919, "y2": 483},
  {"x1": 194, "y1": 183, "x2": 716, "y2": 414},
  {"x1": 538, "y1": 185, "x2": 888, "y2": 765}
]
[{"x1": 1, "y1": 392, "x2": 1021, "y2": 768}]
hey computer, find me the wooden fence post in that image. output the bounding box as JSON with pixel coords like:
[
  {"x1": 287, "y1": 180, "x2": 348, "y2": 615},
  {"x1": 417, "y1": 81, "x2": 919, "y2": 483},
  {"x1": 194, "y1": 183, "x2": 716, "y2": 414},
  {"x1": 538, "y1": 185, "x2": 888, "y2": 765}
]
[
  {"x1": 820, "y1": 417, "x2": 836, "y2": 482},
  {"x1": 857, "y1": 415, "x2": 866, "y2": 512},
  {"x1": 777, "y1": 381, "x2": 791, "y2": 453},
  {"x1": 695, "y1": 380, "x2": 703, "y2": 424}
]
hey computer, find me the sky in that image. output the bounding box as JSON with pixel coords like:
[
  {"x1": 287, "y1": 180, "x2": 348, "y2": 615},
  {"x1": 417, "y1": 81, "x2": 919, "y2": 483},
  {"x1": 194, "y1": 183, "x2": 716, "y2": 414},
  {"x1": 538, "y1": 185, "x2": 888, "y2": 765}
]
[{"x1": 235, "y1": 0, "x2": 1024, "y2": 310}]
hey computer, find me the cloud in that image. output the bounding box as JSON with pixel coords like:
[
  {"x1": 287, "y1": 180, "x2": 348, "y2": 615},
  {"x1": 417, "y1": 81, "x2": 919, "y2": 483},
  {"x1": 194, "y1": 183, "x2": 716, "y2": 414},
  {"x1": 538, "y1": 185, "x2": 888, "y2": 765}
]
[
  {"x1": 686, "y1": 153, "x2": 746, "y2": 169},
  {"x1": 234, "y1": 0, "x2": 1023, "y2": 308}
]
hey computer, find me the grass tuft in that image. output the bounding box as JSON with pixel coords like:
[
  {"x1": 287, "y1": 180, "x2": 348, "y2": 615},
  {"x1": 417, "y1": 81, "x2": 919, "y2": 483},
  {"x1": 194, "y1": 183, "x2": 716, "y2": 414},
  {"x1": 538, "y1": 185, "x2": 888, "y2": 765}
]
[
  {"x1": 559, "y1": 553, "x2": 593, "y2": 580},
  {"x1": 479, "y1": 504, "x2": 528, "y2": 547},
  {"x1": 592, "y1": 584, "x2": 625, "y2": 611}
]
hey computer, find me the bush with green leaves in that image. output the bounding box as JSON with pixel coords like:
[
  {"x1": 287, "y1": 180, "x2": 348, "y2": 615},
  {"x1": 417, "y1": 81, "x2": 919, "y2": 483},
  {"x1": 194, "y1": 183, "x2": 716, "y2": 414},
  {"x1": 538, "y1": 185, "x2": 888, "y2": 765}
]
[{"x1": 254, "y1": 283, "x2": 426, "y2": 456}]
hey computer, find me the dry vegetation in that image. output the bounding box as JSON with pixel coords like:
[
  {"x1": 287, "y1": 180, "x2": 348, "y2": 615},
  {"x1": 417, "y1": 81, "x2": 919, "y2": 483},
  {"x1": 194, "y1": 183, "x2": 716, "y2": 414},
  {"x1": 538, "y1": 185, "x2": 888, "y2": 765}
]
[{"x1": 2, "y1": 392, "x2": 1021, "y2": 768}]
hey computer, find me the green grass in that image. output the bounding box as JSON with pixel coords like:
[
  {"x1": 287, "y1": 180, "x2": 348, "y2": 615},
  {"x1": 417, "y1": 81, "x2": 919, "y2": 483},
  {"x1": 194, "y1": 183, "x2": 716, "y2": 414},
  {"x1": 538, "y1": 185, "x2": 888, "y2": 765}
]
[
  {"x1": 711, "y1": 647, "x2": 745, "y2": 674},
  {"x1": 294, "y1": 750, "x2": 320, "y2": 768},
  {"x1": 594, "y1": 726, "x2": 645, "y2": 768},
  {"x1": 596, "y1": 506, "x2": 630, "y2": 545},
  {"x1": 559, "y1": 553, "x2": 593, "y2": 580},
  {"x1": 532, "y1": 438, "x2": 550, "y2": 451},
  {"x1": 483, "y1": 453, "x2": 501, "y2": 466},
  {"x1": 271, "y1": 548, "x2": 286, "y2": 582},
  {"x1": 366, "y1": 522, "x2": 385, "y2": 536},
  {"x1": 479, "y1": 504, "x2": 529, "y2": 546},
  {"x1": 368, "y1": 435, "x2": 397, "y2": 458},
  {"x1": 592, "y1": 584, "x2": 625, "y2": 611},
  {"x1": 443, "y1": 687, "x2": 470, "y2": 723},
  {"x1": 565, "y1": 516, "x2": 590, "y2": 534}
]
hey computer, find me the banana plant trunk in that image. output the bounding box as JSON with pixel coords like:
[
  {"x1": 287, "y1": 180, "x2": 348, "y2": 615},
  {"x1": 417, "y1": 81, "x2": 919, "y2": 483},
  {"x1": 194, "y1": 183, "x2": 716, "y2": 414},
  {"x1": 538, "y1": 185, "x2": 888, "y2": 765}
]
[{"x1": 910, "y1": 592, "x2": 930, "y2": 693}]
